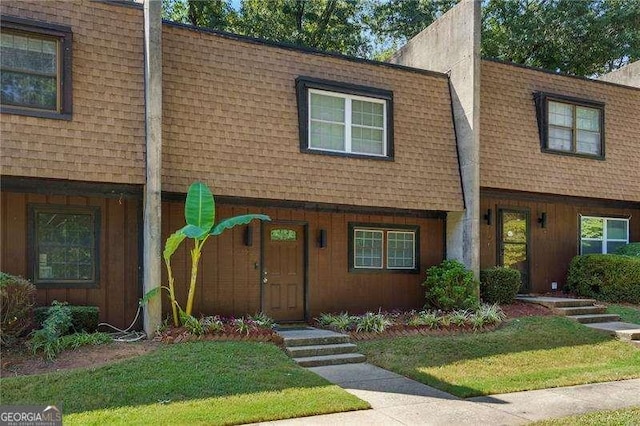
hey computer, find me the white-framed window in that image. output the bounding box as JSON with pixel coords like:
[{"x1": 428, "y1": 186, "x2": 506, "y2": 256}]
[
  {"x1": 309, "y1": 89, "x2": 387, "y2": 156},
  {"x1": 535, "y1": 92, "x2": 604, "y2": 158},
  {"x1": 580, "y1": 216, "x2": 629, "y2": 254},
  {"x1": 350, "y1": 224, "x2": 418, "y2": 272},
  {"x1": 297, "y1": 77, "x2": 393, "y2": 159}
]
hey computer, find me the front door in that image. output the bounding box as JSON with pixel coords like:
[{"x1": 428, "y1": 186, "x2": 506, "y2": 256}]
[
  {"x1": 498, "y1": 209, "x2": 530, "y2": 292},
  {"x1": 262, "y1": 223, "x2": 305, "y2": 321}
]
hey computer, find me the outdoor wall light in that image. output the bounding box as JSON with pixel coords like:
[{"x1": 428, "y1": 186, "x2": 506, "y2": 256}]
[
  {"x1": 538, "y1": 212, "x2": 547, "y2": 228},
  {"x1": 484, "y1": 209, "x2": 492, "y2": 226},
  {"x1": 318, "y1": 229, "x2": 327, "y2": 248},
  {"x1": 244, "y1": 225, "x2": 253, "y2": 247}
]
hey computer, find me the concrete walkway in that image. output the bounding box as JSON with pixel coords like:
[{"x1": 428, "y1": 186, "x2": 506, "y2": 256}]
[{"x1": 260, "y1": 363, "x2": 640, "y2": 425}]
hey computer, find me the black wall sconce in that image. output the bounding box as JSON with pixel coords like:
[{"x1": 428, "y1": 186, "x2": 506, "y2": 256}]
[
  {"x1": 484, "y1": 209, "x2": 492, "y2": 226},
  {"x1": 318, "y1": 229, "x2": 327, "y2": 248},
  {"x1": 243, "y1": 225, "x2": 253, "y2": 247},
  {"x1": 538, "y1": 212, "x2": 547, "y2": 229}
]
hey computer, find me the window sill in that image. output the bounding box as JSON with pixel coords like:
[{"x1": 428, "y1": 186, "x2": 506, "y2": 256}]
[
  {"x1": 1, "y1": 105, "x2": 72, "y2": 121},
  {"x1": 301, "y1": 147, "x2": 394, "y2": 161},
  {"x1": 541, "y1": 148, "x2": 605, "y2": 161},
  {"x1": 348, "y1": 268, "x2": 419, "y2": 274}
]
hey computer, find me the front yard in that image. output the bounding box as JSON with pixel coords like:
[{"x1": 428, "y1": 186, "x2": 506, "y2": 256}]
[
  {"x1": 0, "y1": 341, "x2": 368, "y2": 425},
  {"x1": 357, "y1": 316, "x2": 640, "y2": 398}
]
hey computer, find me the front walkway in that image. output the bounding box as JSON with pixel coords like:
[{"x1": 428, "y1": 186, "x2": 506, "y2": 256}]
[{"x1": 260, "y1": 362, "x2": 640, "y2": 425}]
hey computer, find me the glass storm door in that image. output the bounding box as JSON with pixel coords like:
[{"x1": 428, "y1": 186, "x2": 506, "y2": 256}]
[{"x1": 498, "y1": 209, "x2": 530, "y2": 292}]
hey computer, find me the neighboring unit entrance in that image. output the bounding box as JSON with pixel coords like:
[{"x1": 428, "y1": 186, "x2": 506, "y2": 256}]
[
  {"x1": 262, "y1": 223, "x2": 305, "y2": 321},
  {"x1": 498, "y1": 209, "x2": 530, "y2": 292}
]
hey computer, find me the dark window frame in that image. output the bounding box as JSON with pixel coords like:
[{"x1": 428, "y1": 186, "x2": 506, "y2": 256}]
[
  {"x1": 1, "y1": 15, "x2": 73, "y2": 120},
  {"x1": 348, "y1": 222, "x2": 419, "y2": 273},
  {"x1": 28, "y1": 204, "x2": 100, "y2": 288},
  {"x1": 578, "y1": 214, "x2": 630, "y2": 255},
  {"x1": 534, "y1": 92, "x2": 605, "y2": 160},
  {"x1": 296, "y1": 76, "x2": 394, "y2": 160}
]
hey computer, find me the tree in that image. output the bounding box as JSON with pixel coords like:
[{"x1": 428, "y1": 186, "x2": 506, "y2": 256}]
[{"x1": 162, "y1": 0, "x2": 237, "y2": 31}]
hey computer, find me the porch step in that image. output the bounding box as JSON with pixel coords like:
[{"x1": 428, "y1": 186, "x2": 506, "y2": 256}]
[
  {"x1": 286, "y1": 343, "x2": 358, "y2": 358},
  {"x1": 516, "y1": 296, "x2": 597, "y2": 309},
  {"x1": 277, "y1": 327, "x2": 366, "y2": 367},
  {"x1": 294, "y1": 353, "x2": 367, "y2": 368},
  {"x1": 584, "y1": 322, "x2": 640, "y2": 341},
  {"x1": 554, "y1": 305, "x2": 607, "y2": 316},
  {"x1": 567, "y1": 313, "x2": 620, "y2": 324}
]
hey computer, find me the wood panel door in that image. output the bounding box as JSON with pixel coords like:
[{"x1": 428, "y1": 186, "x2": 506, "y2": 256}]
[
  {"x1": 498, "y1": 209, "x2": 530, "y2": 293},
  {"x1": 262, "y1": 223, "x2": 305, "y2": 321}
]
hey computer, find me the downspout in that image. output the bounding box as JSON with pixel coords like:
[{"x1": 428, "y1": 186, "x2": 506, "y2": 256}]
[{"x1": 142, "y1": 0, "x2": 162, "y2": 337}]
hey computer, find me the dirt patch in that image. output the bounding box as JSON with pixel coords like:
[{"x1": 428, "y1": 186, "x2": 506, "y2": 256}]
[
  {"x1": 1, "y1": 340, "x2": 159, "y2": 378},
  {"x1": 502, "y1": 301, "x2": 553, "y2": 318}
]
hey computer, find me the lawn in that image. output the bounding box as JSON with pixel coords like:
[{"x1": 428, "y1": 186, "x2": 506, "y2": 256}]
[
  {"x1": 533, "y1": 406, "x2": 640, "y2": 425},
  {"x1": 606, "y1": 304, "x2": 640, "y2": 324},
  {"x1": 0, "y1": 341, "x2": 368, "y2": 425},
  {"x1": 357, "y1": 316, "x2": 640, "y2": 398}
]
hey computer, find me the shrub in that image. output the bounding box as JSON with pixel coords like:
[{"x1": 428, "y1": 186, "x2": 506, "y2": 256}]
[
  {"x1": 354, "y1": 311, "x2": 392, "y2": 333},
  {"x1": 316, "y1": 312, "x2": 353, "y2": 332},
  {"x1": 34, "y1": 305, "x2": 99, "y2": 333},
  {"x1": 407, "y1": 310, "x2": 439, "y2": 328},
  {"x1": 423, "y1": 260, "x2": 479, "y2": 311},
  {"x1": 249, "y1": 312, "x2": 275, "y2": 329},
  {"x1": 480, "y1": 267, "x2": 522, "y2": 305},
  {"x1": 615, "y1": 242, "x2": 640, "y2": 257},
  {"x1": 199, "y1": 316, "x2": 224, "y2": 333},
  {"x1": 566, "y1": 254, "x2": 640, "y2": 304},
  {"x1": 0, "y1": 272, "x2": 36, "y2": 345},
  {"x1": 30, "y1": 301, "x2": 74, "y2": 360}
]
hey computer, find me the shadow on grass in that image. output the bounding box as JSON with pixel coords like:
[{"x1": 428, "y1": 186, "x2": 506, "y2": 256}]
[
  {"x1": 358, "y1": 316, "x2": 640, "y2": 398},
  {"x1": 0, "y1": 341, "x2": 362, "y2": 415}
]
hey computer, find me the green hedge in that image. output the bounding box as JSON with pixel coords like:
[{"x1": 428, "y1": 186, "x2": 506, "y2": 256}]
[
  {"x1": 566, "y1": 254, "x2": 640, "y2": 304},
  {"x1": 0, "y1": 272, "x2": 36, "y2": 344},
  {"x1": 480, "y1": 267, "x2": 521, "y2": 305},
  {"x1": 34, "y1": 305, "x2": 99, "y2": 333},
  {"x1": 615, "y1": 242, "x2": 640, "y2": 257},
  {"x1": 423, "y1": 260, "x2": 479, "y2": 311}
]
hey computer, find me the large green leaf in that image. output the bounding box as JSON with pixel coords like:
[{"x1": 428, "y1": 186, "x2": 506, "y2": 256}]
[
  {"x1": 182, "y1": 224, "x2": 208, "y2": 239},
  {"x1": 139, "y1": 286, "x2": 168, "y2": 306},
  {"x1": 211, "y1": 214, "x2": 271, "y2": 236},
  {"x1": 163, "y1": 230, "x2": 186, "y2": 261},
  {"x1": 184, "y1": 182, "x2": 215, "y2": 233}
]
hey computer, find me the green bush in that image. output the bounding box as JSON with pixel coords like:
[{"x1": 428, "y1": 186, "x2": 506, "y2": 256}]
[
  {"x1": 423, "y1": 260, "x2": 479, "y2": 311},
  {"x1": 480, "y1": 267, "x2": 522, "y2": 305},
  {"x1": 566, "y1": 254, "x2": 640, "y2": 304},
  {"x1": 615, "y1": 242, "x2": 640, "y2": 257},
  {"x1": 30, "y1": 301, "x2": 74, "y2": 360},
  {"x1": 34, "y1": 305, "x2": 99, "y2": 333},
  {"x1": 0, "y1": 272, "x2": 36, "y2": 345}
]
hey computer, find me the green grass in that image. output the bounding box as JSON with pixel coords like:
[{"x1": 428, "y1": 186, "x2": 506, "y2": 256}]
[
  {"x1": 0, "y1": 341, "x2": 368, "y2": 425},
  {"x1": 606, "y1": 304, "x2": 640, "y2": 324},
  {"x1": 533, "y1": 406, "x2": 640, "y2": 425},
  {"x1": 357, "y1": 316, "x2": 640, "y2": 398}
]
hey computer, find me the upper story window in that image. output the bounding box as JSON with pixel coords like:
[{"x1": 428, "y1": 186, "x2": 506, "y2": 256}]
[
  {"x1": 534, "y1": 92, "x2": 604, "y2": 159},
  {"x1": 29, "y1": 205, "x2": 100, "y2": 287},
  {"x1": 348, "y1": 223, "x2": 419, "y2": 273},
  {"x1": 1, "y1": 16, "x2": 72, "y2": 119},
  {"x1": 580, "y1": 216, "x2": 629, "y2": 254},
  {"x1": 297, "y1": 77, "x2": 393, "y2": 160}
]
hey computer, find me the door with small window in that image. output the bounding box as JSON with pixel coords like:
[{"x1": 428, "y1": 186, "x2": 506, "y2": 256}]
[
  {"x1": 262, "y1": 223, "x2": 305, "y2": 321},
  {"x1": 498, "y1": 209, "x2": 530, "y2": 292}
]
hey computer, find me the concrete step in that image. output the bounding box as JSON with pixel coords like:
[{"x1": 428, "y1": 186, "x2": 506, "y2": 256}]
[
  {"x1": 554, "y1": 305, "x2": 607, "y2": 316},
  {"x1": 283, "y1": 335, "x2": 351, "y2": 347},
  {"x1": 584, "y1": 321, "x2": 640, "y2": 340},
  {"x1": 567, "y1": 313, "x2": 620, "y2": 324},
  {"x1": 294, "y1": 353, "x2": 366, "y2": 367},
  {"x1": 630, "y1": 340, "x2": 640, "y2": 349},
  {"x1": 286, "y1": 343, "x2": 358, "y2": 358},
  {"x1": 517, "y1": 296, "x2": 597, "y2": 309}
]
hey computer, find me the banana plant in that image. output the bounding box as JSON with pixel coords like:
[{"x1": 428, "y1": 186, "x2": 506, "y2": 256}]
[{"x1": 160, "y1": 181, "x2": 270, "y2": 326}]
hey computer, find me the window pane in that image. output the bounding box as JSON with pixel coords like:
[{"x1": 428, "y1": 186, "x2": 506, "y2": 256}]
[
  {"x1": 352, "y1": 126, "x2": 384, "y2": 155},
  {"x1": 270, "y1": 229, "x2": 297, "y2": 241},
  {"x1": 581, "y1": 240, "x2": 603, "y2": 254},
  {"x1": 576, "y1": 130, "x2": 600, "y2": 155},
  {"x1": 1, "y1": 35, "x2": 57, "y2": 74},
  {"x1": 310, "y1": 121, "x2": 345, "y2": 151},
  {"x1": 36, "y1": 211, "x2": 95, "y2": 281},
  {"x1": 354, "y1": 230, "x2": 383, "y2": 268},
  {"x1": 576, "y1": 107, "x2": 599, "y2": 131},
  {"x1": 387, "y1": 232, "x2": 415, "y2": 268},
  {"x1": 548, "y1": 127, "x2": 572, "y2": 151},
  {"x1": 502, "y1": 212, "x2": 526, "y2": 243},
  {"x1": 1, "y1": 71, "x2": 56, "y2": 110},
  {"x1": 606, "y1": 219, "x2": 628, "y2": 240},
  {"x1": 310, "y1": 93, "x2": 344, "y2": 123},
  {"x1": 548, "y1": 101, "x2": 573, "y2": 127},
  {"x1": 606, "y1": 241, "x2": 627, "y2": 254},
  {"x1": 581, "y1": 217, "x2": 603, "y2": 239},
  {"x1": 352, "y1": 100, "x2": 384, "y2": 128}
]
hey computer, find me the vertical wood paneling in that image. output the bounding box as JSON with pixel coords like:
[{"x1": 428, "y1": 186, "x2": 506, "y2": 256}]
[{"x1": 1, "y1": 191, "x2": 140, "y2": 328}]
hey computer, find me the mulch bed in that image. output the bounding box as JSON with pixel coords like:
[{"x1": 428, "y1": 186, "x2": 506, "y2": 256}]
[
  {"x1": 154, "y1": 326, "x2": 284, "y2": 345},
  {"x1": 501, "y1": 300, "x2": 553, "y2": 318}
]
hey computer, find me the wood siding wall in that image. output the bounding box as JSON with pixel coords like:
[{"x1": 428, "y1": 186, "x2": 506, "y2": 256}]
[
  {"x1": 480, "y1": 190, "x2": 640, "y2": 293},
  {"x1": 162, "y1": 201, "x2": 444, "y2": 318},
  {"x1": 1, "y1": 191, "x2": 140, "y2": 328}
]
